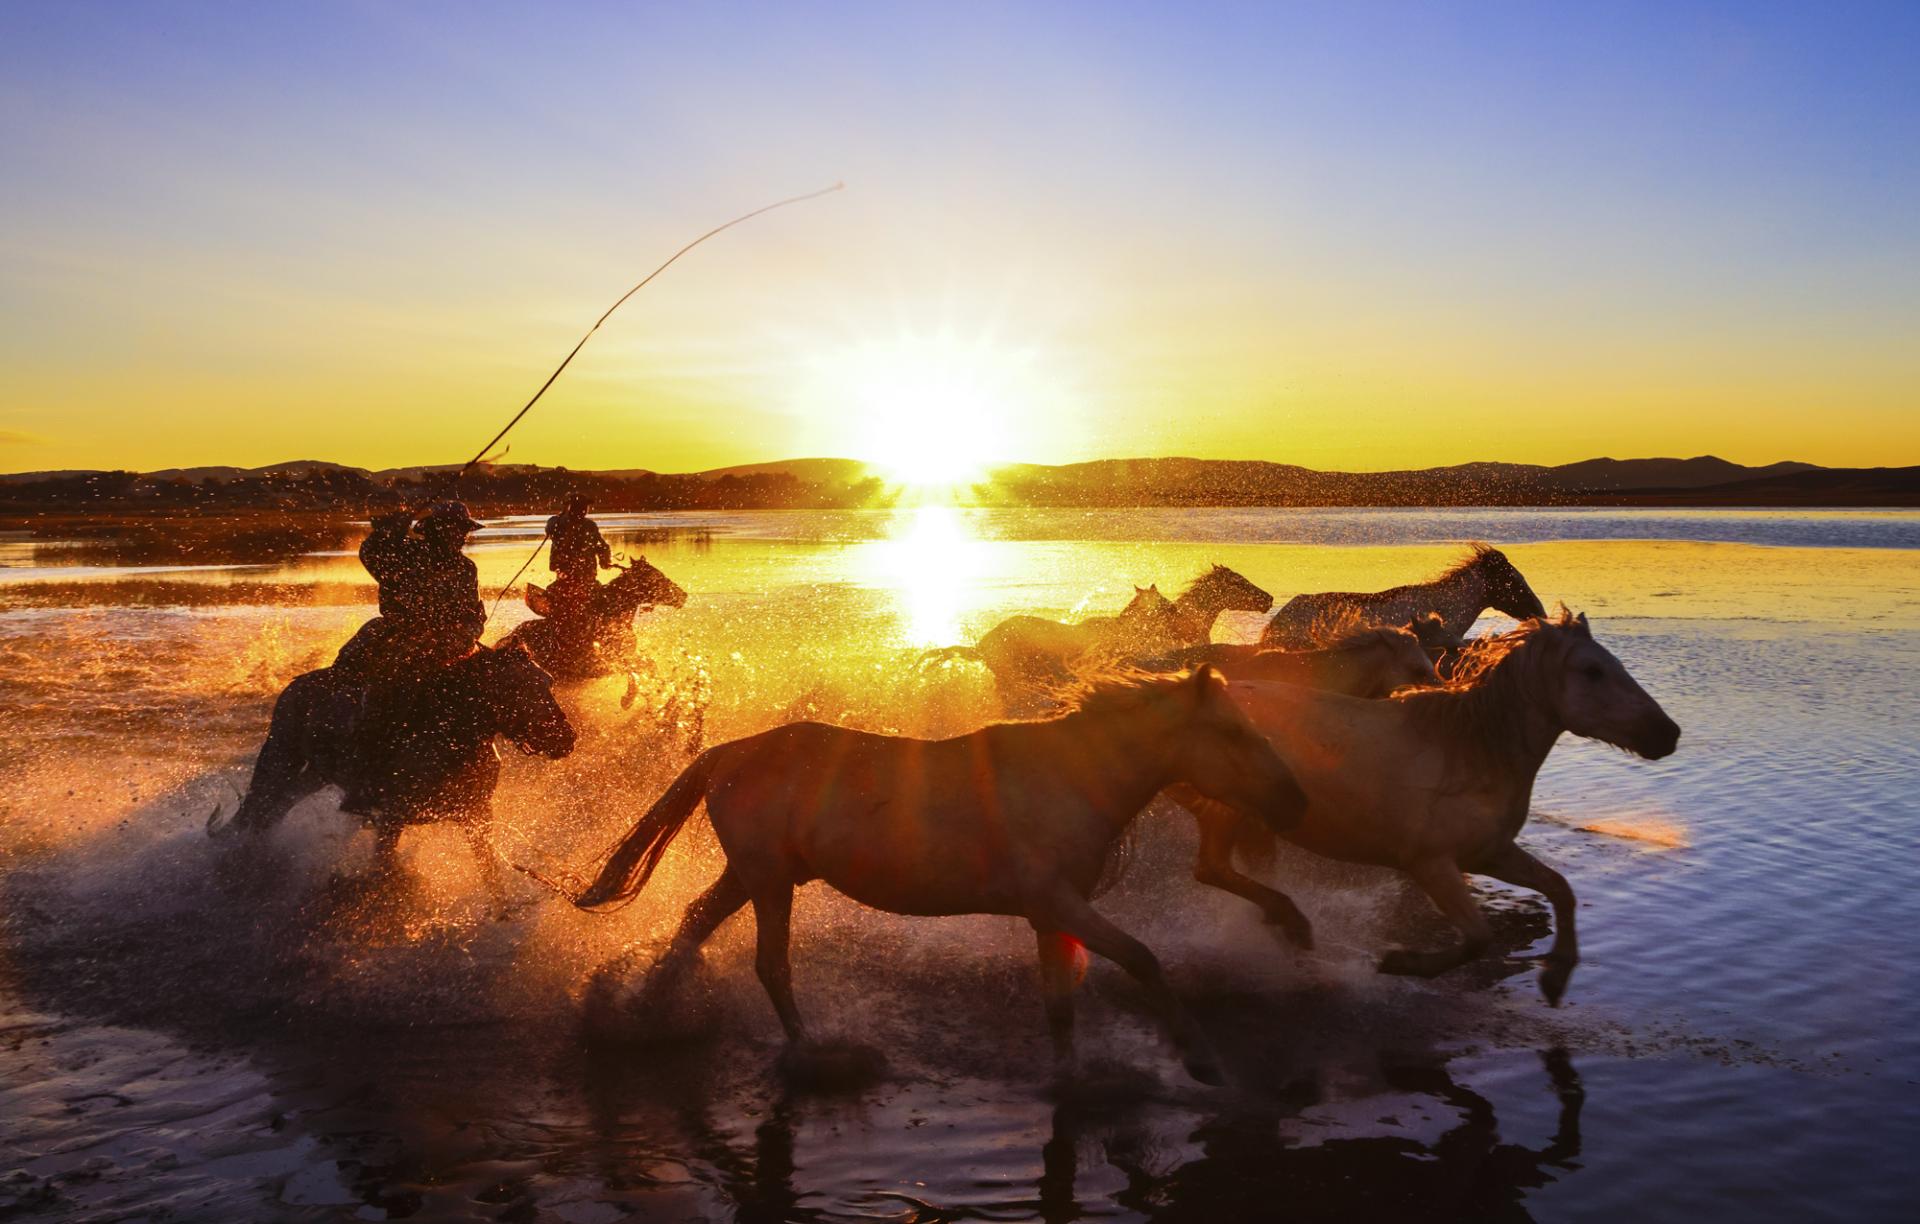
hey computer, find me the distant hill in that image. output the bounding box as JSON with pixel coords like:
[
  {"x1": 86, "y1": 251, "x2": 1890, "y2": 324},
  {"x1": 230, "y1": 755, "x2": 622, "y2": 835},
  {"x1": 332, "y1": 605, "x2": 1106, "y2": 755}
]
[
  {"x1": 693, "y1": 457, "x2": 874, "y2": 483},
  {"x1": 1541, "y1": 456, "x2": 1820, "y2": 491},
  {"x1": 3, "y1": 454, "x2": 1916, "y2": 512},
  {"x1": 982, "y1": 454, "x2": 1896, "y2": 506}
]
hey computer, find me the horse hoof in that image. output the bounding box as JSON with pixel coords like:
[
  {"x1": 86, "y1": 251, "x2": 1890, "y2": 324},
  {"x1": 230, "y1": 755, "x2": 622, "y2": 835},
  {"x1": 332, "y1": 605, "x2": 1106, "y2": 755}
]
[
  {"x1": 1538, "y1": 961, "x2": 1574, "y2": 1007},
  {"x1": 1377, "y1": 948, "x2": 1430, "y2": 977},
  {"x1": 1267, "y1": 909, "x2": 1314, "y2": 951},
  {"x1": 1182, "y1": 1052, "x2": 1227, "y2": 1087}
]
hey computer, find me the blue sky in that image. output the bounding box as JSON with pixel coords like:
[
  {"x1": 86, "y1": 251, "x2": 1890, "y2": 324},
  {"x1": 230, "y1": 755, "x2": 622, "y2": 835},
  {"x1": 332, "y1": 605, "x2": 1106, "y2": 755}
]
[{"x1": 2, "y1": 1, "x2": 1915, "y2": 471}]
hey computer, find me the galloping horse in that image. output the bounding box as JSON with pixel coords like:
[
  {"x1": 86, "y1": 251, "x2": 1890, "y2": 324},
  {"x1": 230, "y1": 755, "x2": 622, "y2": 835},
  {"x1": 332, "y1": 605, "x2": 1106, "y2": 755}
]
[
  {"x1": 921, "y1": 585, "x2": 1175, "y2": 690},
  {"x1": 573, "y1": 667, "x2": 1307, "y2": 1084},
  {"x1": 1150, "y1": 624, "x2": 1440, "y2": 697},
  {"x1": 1154, "y1": 627, "x2": 1440, "y2": 940},
  {"x1": 500, "y1": 556, "x2": 687, "y2": 680},
  {"x1": 1262, "y1": 544, "x2": 1545, "y2": 649},
  {"x1": 210, "y1": 644, "x2": 577, "y2": 899},
  {"x1": 1179, "y1": 613, "x2": 1679, "y2": 1003},
  {"x1": 933, "y1": 565, "x2": 1272, "y2": 698},
  {"x1": 1151, "y1": 564, "x2": 1277, "y2": 646}
]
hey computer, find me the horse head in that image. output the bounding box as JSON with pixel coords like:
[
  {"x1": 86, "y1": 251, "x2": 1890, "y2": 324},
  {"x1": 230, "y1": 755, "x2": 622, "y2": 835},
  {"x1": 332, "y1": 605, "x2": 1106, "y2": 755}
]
[
  {"x1": 1374, "y1": 626, "x2": 1442, "y2": 691},
  {"x1": 466, "y1": 643, "x2": 576, "y2": 758},
  {"x1": 1534, "y1": 612, "x2": 1679, "y2": 759},
  {"x1": 1472, "y1": 545, "x2": 1548, "y2": 620},
  {"x1": 1189, "y1": 564, "x2": 1274, "y2": 615},
  {"x1": 1176, "y1": 665, "x2": 1307, "y2": 831},
  {"x1": 1119, "y1": 584, "x2": 1175, "y2": 623},
  {"x1": 605, "y1": 555, "x2": 688, "y2": 615},
  {"x1": 1405, "y1": 611, "x2": 1464, "y2": 652}
]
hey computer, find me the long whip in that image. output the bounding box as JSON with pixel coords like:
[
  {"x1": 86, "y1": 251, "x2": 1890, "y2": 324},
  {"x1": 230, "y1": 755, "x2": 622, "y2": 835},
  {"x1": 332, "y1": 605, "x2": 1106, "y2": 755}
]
[
  {"x1": 450, "y1": 182, "x2": 844, "y2": 614},
  {"x1": 450, "y1": 181, "x2": 844, "y2": 487}
]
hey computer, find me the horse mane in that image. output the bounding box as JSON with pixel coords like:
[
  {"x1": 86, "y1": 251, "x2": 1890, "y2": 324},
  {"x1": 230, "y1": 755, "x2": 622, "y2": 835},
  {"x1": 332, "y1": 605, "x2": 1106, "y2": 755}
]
[
  {"x1": 1312, "y1": 624, "x2": 1417, "y2": 656},
  {"x1": 1307, "y1": 603, "x2": 1404, "y2": 646},
  {"x1": 1178, "y1": 563, "x2": 1234, "y2": 597},
  {"x1": 1436, "y1": 541, "x2": 1505, "y2": 582},
  {"x1": 1053, "y1": 667, "x2": 1205, "y2": 720},
  {"x1": 1389, "y1": 609, "x2": 1579, "y2": 772}
]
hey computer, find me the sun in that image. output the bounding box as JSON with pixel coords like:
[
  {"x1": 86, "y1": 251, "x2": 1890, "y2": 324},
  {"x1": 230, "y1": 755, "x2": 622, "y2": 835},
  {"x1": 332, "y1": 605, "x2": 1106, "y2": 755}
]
[
  {"x1": 854, "y1": 373, "x2": 1006, "y2": 487},
  {"x1": 800, "y1": 327, "x2": 1051, "y2": 489}
]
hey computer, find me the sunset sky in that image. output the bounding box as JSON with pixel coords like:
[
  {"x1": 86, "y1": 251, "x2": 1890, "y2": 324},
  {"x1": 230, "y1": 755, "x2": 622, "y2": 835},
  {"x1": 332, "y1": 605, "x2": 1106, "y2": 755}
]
[{"x1": 2, "y1": 2, "x2": 1916, "y2": 476}]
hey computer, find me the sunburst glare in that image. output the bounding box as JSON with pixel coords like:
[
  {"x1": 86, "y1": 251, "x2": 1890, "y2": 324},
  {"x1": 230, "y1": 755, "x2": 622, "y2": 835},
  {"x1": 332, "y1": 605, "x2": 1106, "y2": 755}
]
[
  {"x1": 796, "y1": 326, "x2": 1069, "y2": 489},
  {"x1": 860, "y1": 504, "x2": 998, "y2": 646}
]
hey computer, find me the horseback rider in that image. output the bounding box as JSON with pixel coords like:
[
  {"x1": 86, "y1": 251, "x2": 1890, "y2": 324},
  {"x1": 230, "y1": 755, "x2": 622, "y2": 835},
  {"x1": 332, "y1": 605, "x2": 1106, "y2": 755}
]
[
  {"x1": 335, "y1": 500, "x2": 488, "y2": 683},
  {"x1": 545, "y1": 494, "x2": 612, "y2": 621}
]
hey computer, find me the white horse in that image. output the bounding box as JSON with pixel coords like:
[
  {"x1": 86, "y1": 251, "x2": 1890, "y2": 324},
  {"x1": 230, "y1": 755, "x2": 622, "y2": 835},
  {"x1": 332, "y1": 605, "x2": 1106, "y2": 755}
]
[
  {"x1": 1180, "y1": 612, "x2": 1678, "y2": 1004},
  {"x1": 1263, "y1": 544, "x2": 1546, "y2": 648}
]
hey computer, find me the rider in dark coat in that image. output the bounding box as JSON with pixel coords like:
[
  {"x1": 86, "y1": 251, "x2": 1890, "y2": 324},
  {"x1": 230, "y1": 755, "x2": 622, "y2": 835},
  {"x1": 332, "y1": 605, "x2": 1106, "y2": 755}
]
[
  {"x1": 545, "y1": 494, "x2": 612, "y2": 621},
  {"x1": 335, "y1": 500, "x2": 487, "y2": 682}
]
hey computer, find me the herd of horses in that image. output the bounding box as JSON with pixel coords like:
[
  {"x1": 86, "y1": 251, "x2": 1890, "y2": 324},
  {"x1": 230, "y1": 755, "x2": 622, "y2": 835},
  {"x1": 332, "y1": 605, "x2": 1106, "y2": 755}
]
[{"x1": 214, "y1": 542, "x2": 1680, "y2": 1083}]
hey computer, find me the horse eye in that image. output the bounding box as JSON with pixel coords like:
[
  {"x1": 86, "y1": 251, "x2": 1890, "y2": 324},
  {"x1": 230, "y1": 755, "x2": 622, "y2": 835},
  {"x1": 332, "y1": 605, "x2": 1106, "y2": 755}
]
[{"x1": 1581, "y1": 664, "x2": 1605, "y2": 681}]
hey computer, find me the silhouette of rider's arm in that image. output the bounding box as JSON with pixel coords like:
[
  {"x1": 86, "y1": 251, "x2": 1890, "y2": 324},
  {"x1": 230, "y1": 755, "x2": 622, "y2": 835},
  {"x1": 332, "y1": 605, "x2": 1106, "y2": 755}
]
[{"x1": 361, "y1": 512, "x2": 417, "y2": 611}]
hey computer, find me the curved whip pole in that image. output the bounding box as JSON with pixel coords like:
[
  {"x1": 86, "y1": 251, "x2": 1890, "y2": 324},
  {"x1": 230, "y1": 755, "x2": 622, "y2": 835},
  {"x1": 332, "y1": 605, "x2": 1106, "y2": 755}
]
[{"x1": 450, "y1": 182, "x2": 844, "y2": 484}]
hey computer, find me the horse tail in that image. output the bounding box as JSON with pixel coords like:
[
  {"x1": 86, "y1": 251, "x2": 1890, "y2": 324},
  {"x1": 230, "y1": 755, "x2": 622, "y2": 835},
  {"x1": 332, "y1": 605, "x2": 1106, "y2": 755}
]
[{"x1": 573, "y1": 749, "x2": 719, "y2": 912}]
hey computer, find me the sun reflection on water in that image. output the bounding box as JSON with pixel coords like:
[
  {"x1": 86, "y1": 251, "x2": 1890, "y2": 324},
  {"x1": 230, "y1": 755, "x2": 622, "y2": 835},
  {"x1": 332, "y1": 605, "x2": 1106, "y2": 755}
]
[{"x1": 861, "y1": 504, "x2": 999, "y2": 647}]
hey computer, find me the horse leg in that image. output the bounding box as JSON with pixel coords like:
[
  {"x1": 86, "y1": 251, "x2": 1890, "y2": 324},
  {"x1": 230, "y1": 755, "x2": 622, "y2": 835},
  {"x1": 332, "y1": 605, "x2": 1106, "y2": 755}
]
[
  {"x1": 748, "y1": 882, "x2": 807, "y2": 1042},
  {"x1": 1189, "y1": 802, "x2": 1313, "y2": 949},
  {"x1": 228, "y1": 696, "x2": 318, "y2": 834},
  {"x1": 648, "y1": 868, "x2": 752, "y2": 991},
  {"x1": 1377, "y1": 858, "x2": 1492, "y2": 979},
  {"x1": 459, "y1": 809, "x2": 513, "y2": 916},
  {"x1": 1032, "y1": 928, "x2": 1082, "y2": 1072},
  {"x1": 1477, "y1": 843, "x2": 1579, "y2": 1005},
  {"x1": 1039, "y1": 885, "x2": 1223, "y2": 1086},
  {"x1": 583, "y1": 868, "x2": 753, "y2": 1038}
]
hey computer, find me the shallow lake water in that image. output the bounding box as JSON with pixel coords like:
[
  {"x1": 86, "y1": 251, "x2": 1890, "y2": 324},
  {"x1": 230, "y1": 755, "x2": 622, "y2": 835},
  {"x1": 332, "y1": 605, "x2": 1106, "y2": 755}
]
[{"x1": 1, "y1": 506, "x2": 1916, "y2": 1221}]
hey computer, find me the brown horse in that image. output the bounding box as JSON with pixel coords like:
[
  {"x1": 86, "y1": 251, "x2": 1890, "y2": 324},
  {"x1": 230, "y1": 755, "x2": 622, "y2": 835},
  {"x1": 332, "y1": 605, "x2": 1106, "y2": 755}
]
[
  {"x1": 930, "y1": 566, "x2": 1272, "y2": 699},
  {"x1": 211, "y1": 643, "x2": 577, "y2": 901},
  {"x1": 573, "y1": 667, "x2": 1307, "y2": 1083},
  {"x1": 500, "y1": 556, "x2": 687, "y2": 680},
  {"x1": 1151, "y1": 624, "x2": 1440, "y2": 697},
  {"x1": 1262, "y1": 544, "x2": 1545, "y2": 649},
  {"x1": 920, "y1": 585, "x2": 1177, "y2": 692},
  {"x1": 1184, "y1": 612, "x2": 1678, "y2": 1004},
  {"x1": 1154, "y1": 627, "x2": 1440, "y2": 941}
]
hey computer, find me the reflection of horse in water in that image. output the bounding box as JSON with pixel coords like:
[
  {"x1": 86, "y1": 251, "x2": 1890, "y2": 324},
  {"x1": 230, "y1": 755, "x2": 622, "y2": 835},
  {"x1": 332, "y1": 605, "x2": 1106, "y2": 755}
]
[
  {"x1": 499, "y1": 557, "x2": 687, "y2": 680},
  {"x1": 1263, "y1": 544, "x2": 1546, "y2": 648},
  {"x1": 928, "y1": 565, "x2": 1273, "y2": 698},
  {"x1": 570, "y1": 1015, "x2": 1583, "y2": 1222},
  {"x1": 1040, "y1": 1047, "x2": 1584, "y2": 1220},
  {"x1": 574, "y1": 667, "x2": 1306, "y2": 1083},
  {"x1": 1180, "y1": 612, "x2": 1680, "y2": 1003},
  {"x1": 210, "y1": 643, "x2": 576, "y2": 899}
]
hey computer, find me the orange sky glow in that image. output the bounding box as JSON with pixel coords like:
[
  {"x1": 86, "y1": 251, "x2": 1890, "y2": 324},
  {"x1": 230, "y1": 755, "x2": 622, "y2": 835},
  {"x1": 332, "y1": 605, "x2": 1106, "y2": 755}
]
[{"x1": 2, "y1": 4, "x2": 1915, "y2": 475}]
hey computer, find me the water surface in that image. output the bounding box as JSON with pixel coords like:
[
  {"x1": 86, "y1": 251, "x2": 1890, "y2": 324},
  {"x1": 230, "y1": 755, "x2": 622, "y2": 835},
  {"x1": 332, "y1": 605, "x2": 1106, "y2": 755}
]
[{"x1": 1, "y1": 507, "x2": 1916, "y2": 1221}]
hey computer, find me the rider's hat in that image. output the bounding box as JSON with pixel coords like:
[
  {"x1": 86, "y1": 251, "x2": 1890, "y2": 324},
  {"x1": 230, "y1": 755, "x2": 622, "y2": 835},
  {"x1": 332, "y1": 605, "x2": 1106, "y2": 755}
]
[{"x1": 424, "y1": 500, "x2": 486, "y2": 534}]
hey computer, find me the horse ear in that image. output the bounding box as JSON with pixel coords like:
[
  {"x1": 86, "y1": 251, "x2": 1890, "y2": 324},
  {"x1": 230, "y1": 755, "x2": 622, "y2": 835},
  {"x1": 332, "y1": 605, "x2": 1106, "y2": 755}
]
[
  {"x1": 1192, "y1": 662, "x2": 1223, "y2": 688},
  {"x1": 1575, "y1": 611, "x2": 1590, "y2": 634}
]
